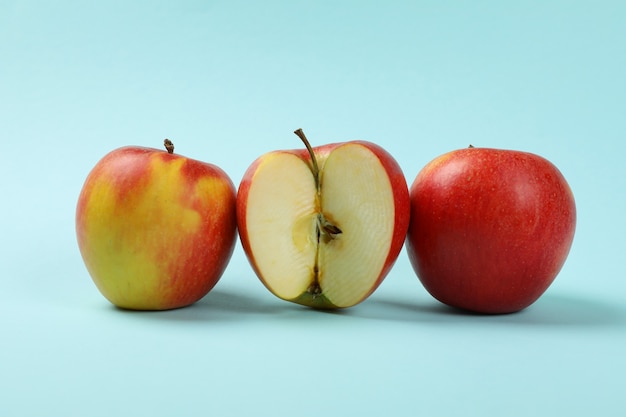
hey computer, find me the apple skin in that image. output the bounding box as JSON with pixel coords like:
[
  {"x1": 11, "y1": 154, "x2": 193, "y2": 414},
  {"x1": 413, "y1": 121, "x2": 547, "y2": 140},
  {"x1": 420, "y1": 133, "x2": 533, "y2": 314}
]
[
  {"x1": 76, "y1": 145, "x2": 237, "y2": 310},
  {"x1": 406, "y1": 147, "x2": 576, "y2": 314},
  {"x1": 237, "y1": 140, "x2": 410, "y2": 308}
]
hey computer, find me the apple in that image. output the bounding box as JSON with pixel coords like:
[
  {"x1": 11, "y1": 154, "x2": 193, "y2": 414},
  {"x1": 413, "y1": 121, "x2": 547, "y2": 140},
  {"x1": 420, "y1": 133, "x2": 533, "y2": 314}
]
[
  {"x1": 237, "y1": 129, "x2": 410, "y2": 309},
  {"x1": 76, "y1": 139, "x2": 237, "y2": 310},
  {"x1": 406, "y1": 146, "x2": 576, "y2": 314}
]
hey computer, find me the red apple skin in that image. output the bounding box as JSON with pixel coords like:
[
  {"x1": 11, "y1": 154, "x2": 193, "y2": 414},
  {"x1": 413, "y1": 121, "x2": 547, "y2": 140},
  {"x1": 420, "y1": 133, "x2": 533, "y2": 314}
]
[
  {"x1": 406, "y1": 147, "x2": 576, "y2": 314},
  {"x1": 237, "y1": 141, "x2": 410, "y2": 307},
  {"x1": 76, "y1": 146, "x2": 237, "y2": 310}
]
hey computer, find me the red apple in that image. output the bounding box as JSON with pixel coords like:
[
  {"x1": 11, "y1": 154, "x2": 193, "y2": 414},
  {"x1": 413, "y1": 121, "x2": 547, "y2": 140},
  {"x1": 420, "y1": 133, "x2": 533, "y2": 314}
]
[
  {"x1": 406, "y1": 146, "x2": 576, "y2": 314},
  {"x1": 76, "y1": 139, "x2": 237, "y2": 310},
  {"x1": 237, "y1": 129, "x2": 410, "y2": 309}
]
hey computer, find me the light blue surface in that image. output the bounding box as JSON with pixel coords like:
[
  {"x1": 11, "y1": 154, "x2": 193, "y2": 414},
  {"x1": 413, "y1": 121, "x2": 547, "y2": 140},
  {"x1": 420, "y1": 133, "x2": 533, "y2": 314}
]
[{"x1": 1, "y1": 1, "x2": 625, "y2": 416}]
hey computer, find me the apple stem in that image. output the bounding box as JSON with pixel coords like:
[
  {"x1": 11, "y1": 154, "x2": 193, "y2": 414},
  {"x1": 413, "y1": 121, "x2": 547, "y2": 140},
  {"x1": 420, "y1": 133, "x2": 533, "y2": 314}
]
[
  {"x1": 164, "y1": 139, "x2": 175, "y2": 154},
  {"x1": 294, "y1": 129, "x2": 320, "y2": 191}
]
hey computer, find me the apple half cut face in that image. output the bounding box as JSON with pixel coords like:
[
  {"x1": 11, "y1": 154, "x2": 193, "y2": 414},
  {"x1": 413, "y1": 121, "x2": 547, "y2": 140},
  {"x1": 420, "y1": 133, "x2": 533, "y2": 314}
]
[{"x1": 237, "y1": 130, "x2": 410, "y2": 309}]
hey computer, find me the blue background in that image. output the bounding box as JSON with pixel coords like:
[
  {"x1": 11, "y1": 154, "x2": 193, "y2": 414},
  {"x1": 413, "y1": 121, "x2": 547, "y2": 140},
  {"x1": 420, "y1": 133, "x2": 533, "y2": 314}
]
[{"x1": 1, "y1": 1, "x2": 625, "y2": 416}]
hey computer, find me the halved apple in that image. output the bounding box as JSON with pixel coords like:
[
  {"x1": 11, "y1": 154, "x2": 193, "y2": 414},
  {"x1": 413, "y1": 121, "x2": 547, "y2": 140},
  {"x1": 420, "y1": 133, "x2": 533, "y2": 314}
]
[{"x1": 237, "y1": 129, "x2": 410, "y2": 309}]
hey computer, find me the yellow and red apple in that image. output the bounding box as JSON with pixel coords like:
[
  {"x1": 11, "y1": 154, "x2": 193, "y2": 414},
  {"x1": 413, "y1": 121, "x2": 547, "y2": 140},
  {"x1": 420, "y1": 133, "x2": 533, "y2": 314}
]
[
  {"x1": 237, "y1": 129, "x2": 410, "y2": 309},
  {"x1": 406, "y1": 146, "x2": 576, "y2": 314},
  {"x1": 76, "y1": 139, "x2": 237, "y2": 310}
]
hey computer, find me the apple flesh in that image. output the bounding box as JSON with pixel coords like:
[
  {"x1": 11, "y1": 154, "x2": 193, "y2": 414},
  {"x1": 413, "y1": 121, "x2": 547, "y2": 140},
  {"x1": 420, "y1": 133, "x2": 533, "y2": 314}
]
[
  {"x1": 406, "y1": 146, "x2": 576, "y2": 314},
  {"x1": 237, "y1": 130, "x2": 410, "y2": 309},
  {"x1": 76, "y1": 140, "x2": 237, "y2": 310}
]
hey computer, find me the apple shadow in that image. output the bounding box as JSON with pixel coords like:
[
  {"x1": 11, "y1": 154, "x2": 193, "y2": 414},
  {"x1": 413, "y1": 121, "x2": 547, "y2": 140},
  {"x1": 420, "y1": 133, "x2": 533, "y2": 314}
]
[
  {"x1": 109, "y1": 288, "x2": 288, "y2": 322},
  {"x1": 104, "y1": 281, "x2": 625, "y2": 328},
  {"x1": 355, "y1": 292, "x2": 626, "y2": 328},
  {"x1": 517, "y1": 293, "x2": 626, "y2": 327}
]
